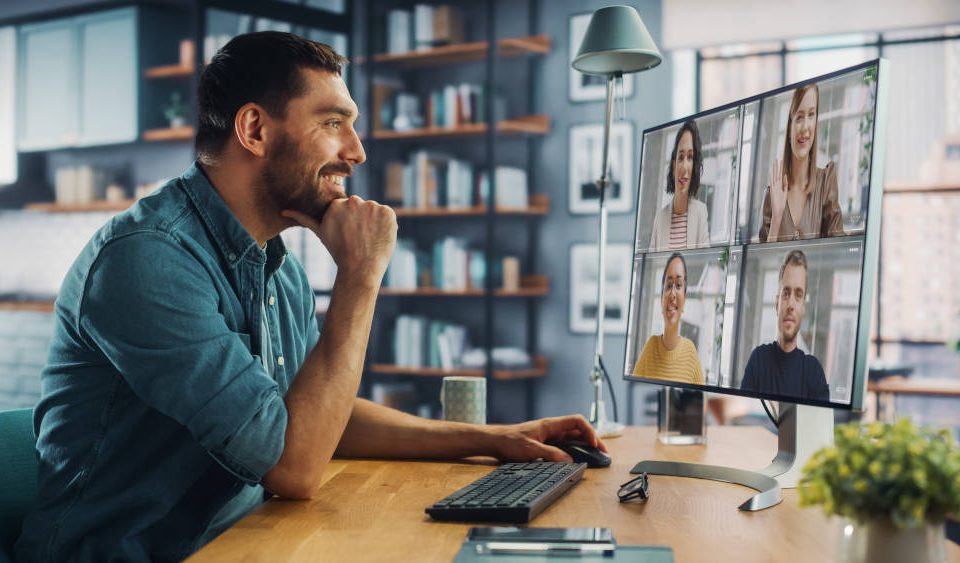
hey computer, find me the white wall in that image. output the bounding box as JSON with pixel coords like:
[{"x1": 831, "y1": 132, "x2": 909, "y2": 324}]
[{"x1": 663, "y1": 0, "x2": 960, "y2": 49}]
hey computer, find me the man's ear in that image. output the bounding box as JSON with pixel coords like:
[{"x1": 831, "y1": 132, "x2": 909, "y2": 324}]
[{"x1": 234, "y1": 102, "x2": 270, "y2": 158}]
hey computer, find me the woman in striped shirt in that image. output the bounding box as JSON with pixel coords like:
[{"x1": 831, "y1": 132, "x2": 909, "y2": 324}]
[
  {"x1": 632, "y1": 252, "x2": 705, "y2": 385},
  {"x1": 649, "y1": 120, "x2": 710, "y2": 251}
]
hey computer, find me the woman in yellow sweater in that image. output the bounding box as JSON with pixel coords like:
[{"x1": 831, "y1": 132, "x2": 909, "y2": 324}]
[{"x1": 632, "y1": 252, "x2": 704, "y2": 384}]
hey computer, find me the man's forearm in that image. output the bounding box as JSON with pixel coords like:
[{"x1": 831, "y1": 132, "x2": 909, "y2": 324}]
[
  {"x1": 263, "y1": 272, "x2": 378, "y2": 498},
  {"x1": 335, "y1": 398, "x2": 495, "y2": 460}
]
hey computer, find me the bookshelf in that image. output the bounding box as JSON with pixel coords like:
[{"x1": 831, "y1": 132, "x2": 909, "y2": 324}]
[
  {"x1": 369, "y1": 34, "x2": 549, "y2": 68},
  {"x1": 143, "y1": 125, "x2": 195, "y2": 142},
  {"x1": 25, "y1": 200, "x2": 135, "y2": 213},
  {"x1": 144, "y1": 63, "x2": 194, "y2": 78},
  {"x1": 361, "y1": 0, "x2": 549, "y2": 422},
  {"x1": 371, "y1": 115, "x2": 549, "y2": 140},
  {"x1": 380, "y1": 274, "x2": 549, "y2": 298},
  {"x1": 393, "y1": 194, "x2": 549, "y2": 218},
  {"x1": 0, "y1": 300, "x2": 55, "y2": 313},
  {"x1": 369, "y1": 356, "x2": 549, "y2": 381}
]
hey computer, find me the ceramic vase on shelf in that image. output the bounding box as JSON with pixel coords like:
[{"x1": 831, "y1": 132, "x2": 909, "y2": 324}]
[{"x1": 836, "y1": 518, "x2": 946, "y2": 563}]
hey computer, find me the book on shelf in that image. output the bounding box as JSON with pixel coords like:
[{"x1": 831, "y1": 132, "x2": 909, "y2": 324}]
[
  {"x1": 478, "y1": 166, "x2": 529, "y2": 208},
  {"x1": 376, "y1": 82, "x2": 503, "y2": 132},
  {"x1": 386, "y1": 9, "x2": 412, "y2": 54},
  {"x1": 385, "y1": 237, "x2": 521, "y2": 293},
  {"x1": 412, "y1": 4, "x2": 465, "y2": 51},
  {"x1": 460, "y1": 347, "x2": 533, "y2": 370},
  {"x1": 385, "y1": 239, "x2": 419, "y2": 290},
  {"x1": 280, "y1": 227, "x2": 337, "y2": 292},
  {"x1": 373, "y1": 82, "x2": 398, "y2": 131},
  {"x1": 392, "y1": 314, "x2": 469, "y2": 369},
  {"x1": 387, "y1": 151, "x2": 475, "y2": 209},
  {"x1": 427, "y1": 84, "x2": 481, "y2": 128},
  {"x1": 382, "y1": 92, "x2": 424, "y2": 131}
]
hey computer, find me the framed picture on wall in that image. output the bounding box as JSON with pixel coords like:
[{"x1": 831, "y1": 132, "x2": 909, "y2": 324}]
[
  {"x1": 569, "y1": 243, "x2": 632, "y2": 334},
  {"x1": 568, "y1": 12, "x2": 634, "y2": 102},
  {"x1": 569, "y1": 121, "x2": 634, "y2": 214}
]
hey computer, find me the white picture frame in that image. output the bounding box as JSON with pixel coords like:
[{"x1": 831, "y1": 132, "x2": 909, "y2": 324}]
[
  {"x1": 568, "y1": 13, "x2": 634, "y2": 102},
  {"x1": 569, "y1": 121, "x2": 634, "y2": 214},
  {"x1": 569, "y1": 243, "x2": 632, "y2": 334}
]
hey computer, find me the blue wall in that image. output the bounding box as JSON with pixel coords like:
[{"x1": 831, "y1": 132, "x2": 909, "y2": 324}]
[{"x1": 530, "y1": 0, "x2": 672, "y2": 423}]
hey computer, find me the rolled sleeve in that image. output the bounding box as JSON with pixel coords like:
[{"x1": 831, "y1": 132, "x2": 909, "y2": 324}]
[
  {"x1": 215, "y1": 388, "x2": 287, "y2": 483},
  {"x1": 79, "y1": 232, "x2": 287, "y2": 483}
]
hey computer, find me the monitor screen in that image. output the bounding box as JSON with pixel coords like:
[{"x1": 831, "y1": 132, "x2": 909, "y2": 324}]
[{"x1": 623, "y1": 59, "x2": 887, "y2": 410}]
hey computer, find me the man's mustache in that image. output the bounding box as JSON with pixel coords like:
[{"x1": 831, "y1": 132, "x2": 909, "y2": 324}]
[{"x1": 319, "y1": 162, "x2": 353, "y2": 177}]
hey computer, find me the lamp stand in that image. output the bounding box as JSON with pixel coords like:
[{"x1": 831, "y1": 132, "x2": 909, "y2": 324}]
[{"x1": 588, "y1": 74, "x2": 624, "y2": 438}]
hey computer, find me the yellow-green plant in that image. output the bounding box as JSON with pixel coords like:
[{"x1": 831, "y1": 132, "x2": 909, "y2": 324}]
[{"x1": 799, "y1": 418, "x2": 960, "y2": 528}]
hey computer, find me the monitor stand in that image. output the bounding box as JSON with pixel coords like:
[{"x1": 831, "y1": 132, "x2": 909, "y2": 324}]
[{"x1": 629, "y1": 402, "x2": 834, "y2": 511}]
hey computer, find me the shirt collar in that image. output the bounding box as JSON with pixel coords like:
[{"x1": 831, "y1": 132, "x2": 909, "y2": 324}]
[{"x1": 179, "y1": 162, "x2": 287, "y2": 270}]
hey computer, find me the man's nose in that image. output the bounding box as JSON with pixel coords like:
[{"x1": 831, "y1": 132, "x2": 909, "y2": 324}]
[{"x1": 341, "y1": 128, "x2": 366, "y2": 166}]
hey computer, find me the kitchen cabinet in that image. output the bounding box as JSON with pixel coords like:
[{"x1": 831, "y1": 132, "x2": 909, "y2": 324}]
[{"x1": 17, "y1": 8, "x2": 137, "y2": 151}]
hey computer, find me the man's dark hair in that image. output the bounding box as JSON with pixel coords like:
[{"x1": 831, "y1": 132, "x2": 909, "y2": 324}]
[
  {"x1": 778, "y1": 249, "x2": 808, "y2": 285},
  {"x1": 661, "y1": 252, "x2": 687, "y2": 295},
  {"x1": 666, "y1": 119, "x2": 703, "y2": 198},
  {"x1": 195, "y1": 31, "x2": 348, "y2": 163}
]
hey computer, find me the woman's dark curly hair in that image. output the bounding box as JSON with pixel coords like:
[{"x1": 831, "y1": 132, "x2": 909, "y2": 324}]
[{"x1": 666, "y1": 119, "x2": 703, "y2": 198}]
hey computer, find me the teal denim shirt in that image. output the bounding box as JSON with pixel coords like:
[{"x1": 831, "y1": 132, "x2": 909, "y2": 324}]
[{"x1": 15, "y1": 163, "x2": 320, "y2": 562}]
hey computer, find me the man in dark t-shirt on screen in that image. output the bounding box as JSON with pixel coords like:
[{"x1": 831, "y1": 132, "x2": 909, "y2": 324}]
[{"x1": 740, "y1": 249, "x2": 830, "y2": 401}]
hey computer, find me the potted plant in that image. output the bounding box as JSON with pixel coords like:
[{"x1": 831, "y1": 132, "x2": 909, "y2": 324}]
[
  {"x1": 799, "y1": 419, "x2": 960, "y2": 563},
  {"x1": 164, "y1": 91, "x2": 187, "y2": 128}
]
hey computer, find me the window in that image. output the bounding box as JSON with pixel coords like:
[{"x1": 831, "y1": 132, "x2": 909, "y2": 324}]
[{"x1": 692, "y1": 26, "x2": 960, "y2": 362}]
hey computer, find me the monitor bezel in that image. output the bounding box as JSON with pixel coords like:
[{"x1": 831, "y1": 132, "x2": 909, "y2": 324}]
[{"x1": 622, "y1": 58, "x2": 888, "y2": 411}]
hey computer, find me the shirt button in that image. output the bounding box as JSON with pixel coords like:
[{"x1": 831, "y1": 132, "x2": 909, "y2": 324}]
[
  {"x1": 228, "y1": 252, "x2": 237, "y2": 261},
  {"x1": 268, "y1": 295, "x2": 276, "y2": 306},
  {"x1": 277, "y1": 356, "x2": 285, "y2": 366}
]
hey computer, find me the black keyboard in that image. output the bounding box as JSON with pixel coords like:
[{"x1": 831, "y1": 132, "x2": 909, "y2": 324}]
[{"x1": 425, "y1": 461, "x2": 587, "y2": 523}]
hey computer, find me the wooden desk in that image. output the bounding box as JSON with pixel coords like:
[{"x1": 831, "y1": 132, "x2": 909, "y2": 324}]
[{"x1": 190, "y1": 426, "x2": 960, "y2": 563}]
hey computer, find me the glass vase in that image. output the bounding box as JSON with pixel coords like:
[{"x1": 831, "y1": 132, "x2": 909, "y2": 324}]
[{"x1": 836, "y1": 517, "x2": 946, "y2": 563}]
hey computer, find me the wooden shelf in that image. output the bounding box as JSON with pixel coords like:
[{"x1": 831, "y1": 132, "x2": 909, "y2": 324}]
[
  {"x1": 868, "y1": 377, "x2": 960, "y2": 397},
  {"x1": 380, "y1": 275, "x2": 549, "y2": 298},
  {"x1": 393, "y1": 194, "x2": 549, "y2": 218},
  {"x1": 25, "y1": 200, "x2": 134, "y2": 213},
  {"x1": 369, "y1": 355, "x2": 548, "y2": 381},
  {"x1": 0, "y1": 300, "x2": 55, "y2": 313},
  {"x1": 144, "y1": 64, "x2": 194, "y2": 78},
  {"x1": 368, "y1": 34, "x2": 550, "y2": 69},
  {"x1": 885, "y1": 183, "x2": 960, "y2": 194},
  {"x1": 372, "y1": 115, "x2": 549, "y2": 140},
  {"x1": 143, "y1": 126, "x2": 194, "y2": 142}
]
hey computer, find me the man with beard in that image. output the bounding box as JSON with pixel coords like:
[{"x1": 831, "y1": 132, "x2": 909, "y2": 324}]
[
  {"x1": 16, "y1": 32, "x2": 604, "y2": 562},
  {"x1": 739, "y1": 249, "x2": 829, "y2": 402}
]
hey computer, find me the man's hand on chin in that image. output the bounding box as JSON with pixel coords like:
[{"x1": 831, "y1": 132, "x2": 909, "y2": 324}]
[{"x1": 481, "y1": 414, "x2": 608, "y2": 463}]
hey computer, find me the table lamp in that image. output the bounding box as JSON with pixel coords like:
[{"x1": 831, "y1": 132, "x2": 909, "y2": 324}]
[{"x1": 571, "y1": 5, "x2": 662, "y2": 437}]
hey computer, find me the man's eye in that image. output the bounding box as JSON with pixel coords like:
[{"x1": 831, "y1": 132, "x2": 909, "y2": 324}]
[{"x1": 327, "y1": 120, "x2": 342, "y2": 129}]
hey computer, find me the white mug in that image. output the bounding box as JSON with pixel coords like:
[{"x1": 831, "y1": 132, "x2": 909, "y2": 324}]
[{"x1": 441, "y1": 376, "x2": 486, "y2": 424}]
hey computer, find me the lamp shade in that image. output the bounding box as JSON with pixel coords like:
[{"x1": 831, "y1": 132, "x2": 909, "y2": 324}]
[{"x1": 572, "y1": 5, "x2": 662, "y2": 76}]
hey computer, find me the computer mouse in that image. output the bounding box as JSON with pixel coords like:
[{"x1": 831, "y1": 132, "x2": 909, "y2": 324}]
[{"x1": 555, "y1": 441, "x2": 611, "y2": 468}]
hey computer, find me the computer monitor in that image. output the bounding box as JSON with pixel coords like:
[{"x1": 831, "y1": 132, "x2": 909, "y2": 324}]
[{"x1": 622, "y1": 59, "x2": 889, "y2": 510}]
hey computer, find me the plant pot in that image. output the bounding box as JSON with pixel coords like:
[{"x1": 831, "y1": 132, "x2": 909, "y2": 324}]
[
  {"x1": 169, "y1": 116, "x2": 186, "y2": 128},
  {"x1": 837, "y1": 518, "x2": 946, "y2": 563}
]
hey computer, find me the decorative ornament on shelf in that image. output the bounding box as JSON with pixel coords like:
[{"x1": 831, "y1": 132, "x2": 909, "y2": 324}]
[
  {"x1": 799, "y1": 419, "x2": 960, "y2": 563},
  {"x1": 163, "y1": 92, "x2": 188, "y2": 128}
]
